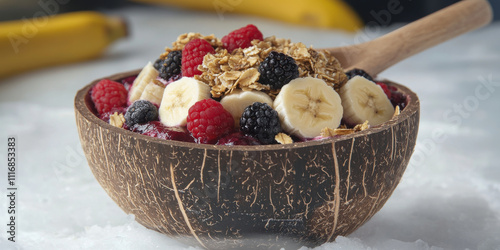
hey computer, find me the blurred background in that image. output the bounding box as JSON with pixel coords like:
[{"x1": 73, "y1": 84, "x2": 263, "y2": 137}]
[
  {"x1": 0, "y1": 0, "x2": 498, "y2": 79},
  {"x1": 0, "y1": 0, "x2": 499, "y2": 22}
]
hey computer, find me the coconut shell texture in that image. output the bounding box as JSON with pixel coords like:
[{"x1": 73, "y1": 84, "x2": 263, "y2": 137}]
[{"x1": 75, "y1": 70, "x2": 420, "y2": 249}]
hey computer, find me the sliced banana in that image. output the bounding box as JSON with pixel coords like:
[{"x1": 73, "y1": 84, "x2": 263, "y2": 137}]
[
  {"x1": 220, "y1": 89, "x2": 273, "y2": 127},
  {"x1": 128, "y1": 61, "x2": 159, "y2": 103},
  {"x1": 273, "y1": 77, "x2": 343, "y2": 138},
  {"x1": 139, "y1": 81, "x2": 165, "y2": 106},
  {"x1": 159, "y1": 77, "x2": 211, "y2": 127},
  {"x1": 340, "y1": 76, "x2": 394, "y2": 126}
]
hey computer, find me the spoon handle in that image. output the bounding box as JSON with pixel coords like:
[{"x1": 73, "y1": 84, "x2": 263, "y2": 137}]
[{"x1": 328, "y1": 0, "x2": 493, "y2": 76}]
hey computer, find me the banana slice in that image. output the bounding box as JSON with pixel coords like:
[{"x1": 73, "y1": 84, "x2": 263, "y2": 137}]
[
  {"x1": 273, "y1": 77, "x2": 343, "y2": 138},
  {"x1": 340, "y1": 76, "x2": 395, "y2": 126},
  {"x1": 220, "y1": 89, "x2": 273, "y2": 127},
  {"x1": 139, "y1": 81, "x2": 165, "y2": 106},
  {"x1": 128, "y1": 62, "x2": 159, "y2": 103},
  {"x1": 159, "y1": 77, "x2": 211, "y2": 127}
]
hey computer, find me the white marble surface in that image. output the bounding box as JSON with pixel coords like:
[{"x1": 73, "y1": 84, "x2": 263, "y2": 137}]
[{"x1": 1, "y1": 5, "x2": 500, "y2": 250}]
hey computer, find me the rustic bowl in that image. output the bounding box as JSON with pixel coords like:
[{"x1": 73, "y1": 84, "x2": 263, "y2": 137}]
[{"x1": 75, "y1": 70, "x2": 420, "y2": 249}]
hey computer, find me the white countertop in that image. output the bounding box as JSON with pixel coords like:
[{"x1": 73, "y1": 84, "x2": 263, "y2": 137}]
[{"x1": 1, "y1": 5, "x2": 499, "y2": 250}]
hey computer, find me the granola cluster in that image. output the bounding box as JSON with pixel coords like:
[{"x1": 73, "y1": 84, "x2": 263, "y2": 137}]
[
  {"x1": 320, "y1": 121, "x2": 370, "y2": 137},
  {"x1": 161, "y1": 34, "x2": 347, "y2": 99}
]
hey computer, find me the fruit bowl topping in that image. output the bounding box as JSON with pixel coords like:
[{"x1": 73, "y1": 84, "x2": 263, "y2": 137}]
[{"x1": 89, "y1": 24, "x2": 408, "y2": 145}]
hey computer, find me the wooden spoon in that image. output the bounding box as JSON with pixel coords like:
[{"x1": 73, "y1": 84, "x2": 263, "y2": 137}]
[{"x1": 325, "y1": 0, "x2": 493, "y2": 77}]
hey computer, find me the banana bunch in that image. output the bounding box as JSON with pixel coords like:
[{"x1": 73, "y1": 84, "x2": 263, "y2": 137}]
[
  {"x1": 131, "y1": 0, "x2": 363, "y2": 32},
  {"x1": 0, "y1": 11, "x2": 127, "y2": 79}
]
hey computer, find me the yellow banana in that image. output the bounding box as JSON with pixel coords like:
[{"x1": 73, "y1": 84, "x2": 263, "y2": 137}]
[
  {"x1": 0, "y1": 11, "x2": 127, "y2": 79},
  {"x1": 132, "y1": 0, "x2": 363, "y2": 32}
]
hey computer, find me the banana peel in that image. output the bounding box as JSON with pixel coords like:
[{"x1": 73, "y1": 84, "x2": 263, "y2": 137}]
[
  {"x1": 0, "y1": 11, "x2": 127, "y2": 79},
  {"x1": 131, "y1": 0, "x2": 363, "y2": 32}
]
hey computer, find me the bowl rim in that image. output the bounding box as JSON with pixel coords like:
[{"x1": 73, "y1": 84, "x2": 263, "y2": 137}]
[{"x1": 75, "y1": 69, "x2": 420, "y2": 151}]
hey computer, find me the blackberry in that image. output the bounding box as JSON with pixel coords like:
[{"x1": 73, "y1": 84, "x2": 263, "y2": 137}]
[
  {"x1": 153, "y1": 58, "x2": 165, "y2": 71},
  {"x1": 124, "y1": 100, "x2": 159, "y2": 128},
  {"x1": 345, "y1": 68, "x2": 374, "y2": 82},
  {"x1": 240, "y1": 102, "x2": 281, "y2": 144},
  {"x1": 258, "y1": 51, "x2": 299, "y2": 89},
  {"x1": 159, "y1": 50, "x2": 182, "y2": 80}
]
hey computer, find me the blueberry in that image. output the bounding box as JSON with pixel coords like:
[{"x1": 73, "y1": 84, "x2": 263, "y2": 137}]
[{"x1": 124, "y1": 100, "x2": 158, "y2": 128}]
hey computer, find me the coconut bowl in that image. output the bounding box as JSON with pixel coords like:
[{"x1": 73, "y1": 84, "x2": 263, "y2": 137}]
[{"x1": 75, "y1": 69, "x2": 419, "y2": 249}]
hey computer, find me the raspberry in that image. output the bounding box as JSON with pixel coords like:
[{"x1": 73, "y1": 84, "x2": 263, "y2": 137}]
[
  {"x1": 187, "y1": 99, "x2": 235, "y2": 144},
  {"x1": 216, "y1": 132, "x2": 261, "y2": 146},
  {"x1": 240, "y1": 102, "x2": 281, "y2": 144},
  {"x1": 124, "y1": 100, "x2": 159, "y2": 127},
  {"x1": 346, "y1": 68, "x2": 374, "y2": 82},
  {"x1": 159, "y1": 50, "x2": 182, "y2": 81},
  {"x1": 182, "y1": 39, "x2": 215, "y2": 77},
  {"x1": 376, "y1": 82, "x2": 392, "y2": 99},
  {"x1": 91, "y1": 79, "x2": 128, "y2": 115},
  {"x1": 222, "y1": 24, "x2": 263, "y2": 53},
  {"x1": 258, "y1": 51, "x2": 299, "y2": 89}
]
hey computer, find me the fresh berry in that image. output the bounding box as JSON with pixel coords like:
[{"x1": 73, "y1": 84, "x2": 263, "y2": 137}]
[
  {"x1": 124, "y1": 100, "x2": 159, "y2": 127},
  {"x1": 240, "y1": 102, "x2": 281, "y2": 144},
  {"x1": 187, "y1": 99, "x2": 235, "y2": 144},
  {"x1": 345, "y1": 68, "x2": 374, "y2": 82},
  {"x1": 376, "y1": 82, "x2": 392, "y2": 99},
  {"x1": 160, "y1": 50, "x2": 182, "y2": 81},
  {"x1": 153, "y1": 58, "x2": 165, "y2": 71},
  {"x1": 222, "y1": 24, "x2": 263, "y2": 53},
  {"x1": 131, "y1": 121, "x2": 195, "y2": 142},
  {"x1": 91, "y1": 79, "x2": 128, "y2": 115},
  {"x1": 182, "y1": 39, "x2": 215, "y2": 77},
  {"x1": 258, "y1": 51, "x2": 299, "y2": 89}
]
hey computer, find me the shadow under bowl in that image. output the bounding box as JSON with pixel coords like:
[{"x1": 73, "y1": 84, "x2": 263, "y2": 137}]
[{"x1": 75, "y1": 70, "x2": 420, "y2": 249}]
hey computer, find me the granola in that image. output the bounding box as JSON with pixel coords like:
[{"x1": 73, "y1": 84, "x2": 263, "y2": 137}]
[
  {"x1": 320, "y1": 121, "x2": 370, "y2": 138},
  {"x1": 275, "y1": 133, "x2": 293, "y2": 144},
  {"x1": 109, "y1": 112, "x2": 125, "y2": 128},
  {"x1": 194, "y1": 36, "x2": 347, "y2": 98}
]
